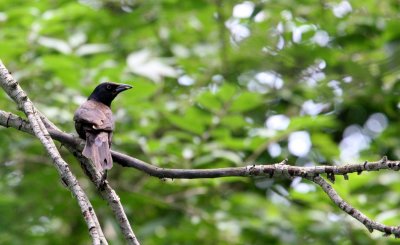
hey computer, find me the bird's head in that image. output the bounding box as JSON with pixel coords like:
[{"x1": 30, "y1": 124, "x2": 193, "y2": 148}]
[{"x1": 88, "y1": 82, "x2": 132, "y2": 107}]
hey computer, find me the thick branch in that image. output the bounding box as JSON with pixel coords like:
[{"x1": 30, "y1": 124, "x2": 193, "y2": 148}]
[
  {"x1": 42, "y1": 124, "x2": 400, "y2": 180},
  {"x1": 1, "y1": 109, "x2": 399, "y2": 181},
  {"x1": 0, "y1": 61, "x2": 107, "y2": 245},
  {"x1": 311, "y1": 176, "x2": 400, "y2": 237}
]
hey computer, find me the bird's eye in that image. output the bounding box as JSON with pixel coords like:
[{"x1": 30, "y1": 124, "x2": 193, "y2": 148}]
[{"x1": 106, "y1": 85, "x2": 112, "y2": 90}]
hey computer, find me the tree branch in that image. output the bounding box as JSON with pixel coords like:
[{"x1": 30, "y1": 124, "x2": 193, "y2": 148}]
[
  {"x1": 310, "y1": 175, "x2": 400, "y2": 237},
  {"x1": 1, "y1": 109, "x2": 399, "y2": 181},
  {"x1": 0, "y1": 61, "x2": 107, "y2": 245}
]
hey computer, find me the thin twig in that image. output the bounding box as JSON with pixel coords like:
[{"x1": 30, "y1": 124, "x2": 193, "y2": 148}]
[
  {"x1": 215, "y1": 0, "x2": 229, "y2": 75},
  {"x1": 310, "y1": 175, "x2": 400, "y2": 237}
]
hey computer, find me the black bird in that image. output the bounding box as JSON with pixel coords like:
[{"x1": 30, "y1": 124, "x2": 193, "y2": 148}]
[{"x1": 74, "y1": 82, "x2": 132, "y2": 172}]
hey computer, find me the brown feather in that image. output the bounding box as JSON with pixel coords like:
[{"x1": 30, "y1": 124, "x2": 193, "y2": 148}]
[
  {"x1": 82, "y1": 131, "x2": 113, "y2": 170},
  {"x1": 74, "y1": 100, "x2": 114, "y2": 171}
]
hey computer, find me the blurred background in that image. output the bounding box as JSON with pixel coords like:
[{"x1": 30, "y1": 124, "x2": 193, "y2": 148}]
[{"x1": 1, "y1": 0, "x2": 400, "y2": 244}]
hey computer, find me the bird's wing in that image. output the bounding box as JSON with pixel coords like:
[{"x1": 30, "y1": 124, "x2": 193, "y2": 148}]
[
  {"x1": 74, "y1": 100, "x2": 114, "y2": 171},
  {"x1": 82, "y1": 131, "x2": 113, "y2": 170},
  {"x1": 74, "y1": 100, "x2": 114, "y2": 131}
]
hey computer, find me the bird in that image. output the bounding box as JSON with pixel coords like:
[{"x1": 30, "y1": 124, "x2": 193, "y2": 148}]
[{"x1": 74, "y1": 82, "x2": 132, "y2": 174}]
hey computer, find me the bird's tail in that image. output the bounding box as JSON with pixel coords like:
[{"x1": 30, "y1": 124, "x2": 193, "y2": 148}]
[{"x1": 82, "y1": 131, "x2": 113, "y2": 171}]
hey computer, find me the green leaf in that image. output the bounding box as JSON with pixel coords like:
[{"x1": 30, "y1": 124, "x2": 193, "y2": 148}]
[
  {"x1": 289, "y1": 115, "x2": 338, "y2": 131},
  {"x1": 40, "y1": 55, "x2": 83, "y2": 86},
  {"x1": 192, "y1": 149, "x2": 242, "y2": 166},
  {"x1": 220, "y1": 114, "x2": 248, "y2": 130},
  {"x1": 312, "y1": 133, "x2": 340, "y2": 157},
  {"x1": 129, "y1": 80, "x2": 158, "y2": 101},
  {"x1": 229, "y1": 92, "x2": 264, "y2": 112},
  {"x1": 217, "y1": 83, "x2": 237, "y2": 102},
  {"x1": 196, "y1": 91, "x2": 222, "y2": 112},
  {"x1": 164, "y1": 107, "x2": 211, "y2": 134}
]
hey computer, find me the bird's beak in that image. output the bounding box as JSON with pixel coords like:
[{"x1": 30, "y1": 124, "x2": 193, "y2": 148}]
[{"x1": 115, "y1": 84, "x2": 133, "y2": 93}]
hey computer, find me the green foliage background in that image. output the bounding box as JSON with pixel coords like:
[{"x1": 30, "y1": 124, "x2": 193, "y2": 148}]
[{"x1": 1, "y1": 0, "x2": 400, "y2": 244}]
